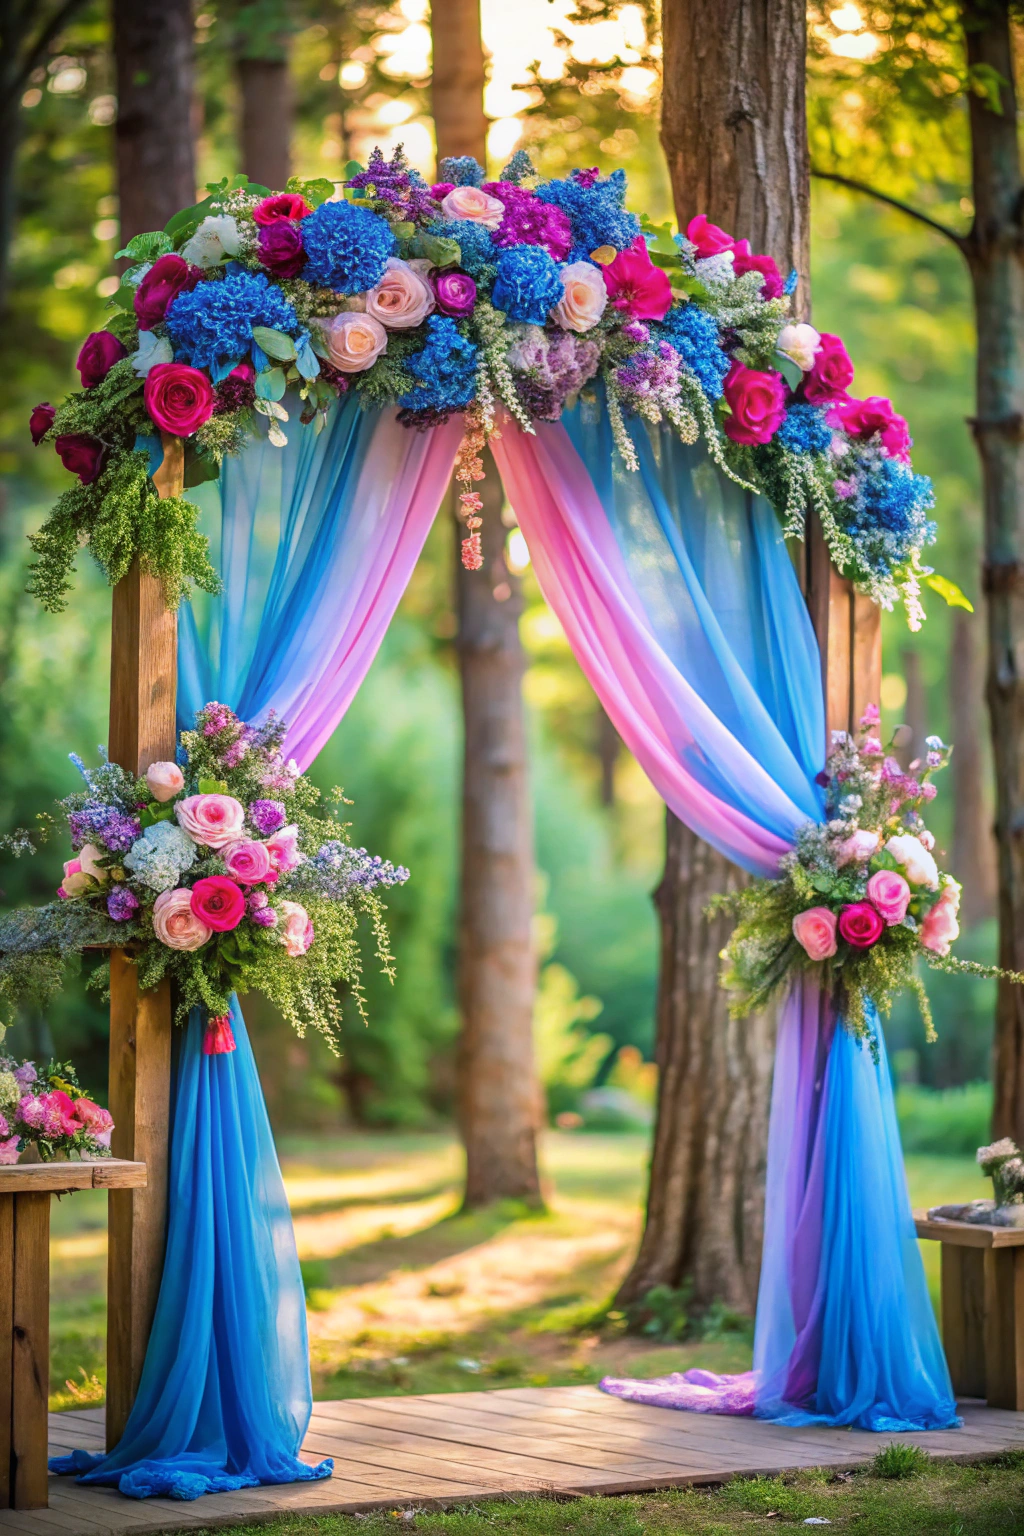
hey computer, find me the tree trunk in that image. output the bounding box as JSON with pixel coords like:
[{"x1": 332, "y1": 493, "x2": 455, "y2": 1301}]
[
  {"x1": 617, "y1": 0, "x2": 809, "y2": 1313},
  {"x1": 113, "y1": 0, "x2": 196, "y2": 242},
  {"x1": 901, "y1": 647, "x2": 927, "y2": 764},
  {"x1": 962, "y1": 1, "x2": 1024, "y2": 1141},
  {"x1": 237, "y1": 57, "x2": 291, "y2": 189},
  {"x1": 431, "y1": 0, "x2": 541, "y2": 1206},
  {"x1": 950, "y1": 611, "x2": 997, "y2": 928}
]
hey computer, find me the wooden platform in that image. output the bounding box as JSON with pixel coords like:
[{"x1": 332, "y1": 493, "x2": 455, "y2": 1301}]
[{"x1": 1, "y1": 1387, "x2": 1021, "y2": 1536}]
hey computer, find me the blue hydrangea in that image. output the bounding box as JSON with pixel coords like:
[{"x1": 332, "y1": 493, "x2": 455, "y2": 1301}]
[
  {"x1": 535, "y1": 170, "x2": 641, "y2": 262},
  {"x1": 124, "y1": 820, "x2": 197, "y2": 893},
  {"x1": 300, "y1": 199, "x2": 395, "y2": 293},
  {"x1": 777, "y1": 403, "x2": 832, "y2": 455},
  {"x1": 657, "y1": 305, "x2": 729, "y2": 401},
  {"x1": 167, "y1": 269, "x2": 304, "y2": 374},
  {"x1": 491, "y1": 246, "x2": 564, "y2": 324},
  {"x1": 400, "y1": 316, "x2": 478, "y2": 414},
  {"x1": 439, "y1": 156, "x2": 485, "y2": 188},
  {"x1": 426, "y1": 220, "x2": 496, "y2": 277},
  {"x1": 851, "y1": 458, "x2": 935, "y2": 544}
]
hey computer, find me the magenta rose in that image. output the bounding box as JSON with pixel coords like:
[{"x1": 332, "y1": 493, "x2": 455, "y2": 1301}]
[
  {"x1": 603, "y1": 237, "x2": 673, "y2": 321},
  {"x1": 803, "y1": 332, "x2": 854, "y2": 405},
  {"x1": 838, "y1": 901, "x2": 885, "y2": 948},
  {"x1": 77, "y1": 330, "x2": 127, "y2": 389},
  {"x1": 190, "y1": 875, "x2": 246, "y2": 933},
  {"x1": 792, "y1": 906, "x2": 838, "y2": 961},
  {"x1": 730, "y1": 240, "x2": 783, "y2": 300},
  {"x1": 723, "y1": 361, "x2": 787, "y2": 445},
  {"x1": 55, "y1": 433, "x2": 107, "y2": 483},
  {"x1": 866, "y1": 869, "x2": 911, "y2": 926},
  {"x1": 434, "y1": 270, "x2": 477, "y2": 318},
  {"x1": 257, "y1": 220, "x2": 307, "y2": 279},
  {"x1": 30, "y1": 402, "x2": 55, "y2": 445},
  {"x1": 253, "y1": 193, "x2": 311, "y2": 226},
  {"x1": 144, "y1": 363, "x2": 215, "y2": 436},
  {"x1": 833, "y1": 395, "x2": 912, "y2": 462},
  {"x1": 134, "y1": 253, "x2": 201, "y2": 329},
  {"x1": 223, "y1": 839, "x2": 274, "y2": 884},
  {"x1": 686, "y1": 214, "x2": 735, "y2": 258}
]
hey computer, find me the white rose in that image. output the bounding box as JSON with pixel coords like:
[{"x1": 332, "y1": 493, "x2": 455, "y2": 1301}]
[
  {"x1": 777, "y1": 322, "x2": 822, "y2": 372},
  {"x1": 181, "y1": 215, "x2": 242, "y2": 268},
  {"x1": 553, "y1": 262, "x2": 608, "y2": 333},
  {"x1": 131, "y1": 330, "x2": 174, "y2": 377},
  {"x1": 440, "y1": 186, "x2": 505, "y2": 229},
  {"x1": 885, "y1": 834, "x2": 939, "y2": 890}
]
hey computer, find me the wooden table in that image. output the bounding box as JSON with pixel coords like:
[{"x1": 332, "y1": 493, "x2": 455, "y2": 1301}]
[
  {"x1": 0, "y1": 1160, "x2": 146, "y2": 1511},
  {"x1": 914, "y1": 1209, "x2": 1024, "y2": 1410}
]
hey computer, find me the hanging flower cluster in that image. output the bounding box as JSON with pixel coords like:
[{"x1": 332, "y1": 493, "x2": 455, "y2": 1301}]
[
  {"x1": 28, "y1": 150, "x2": 958, "y2": 623},
  {"x1": 0, "y1": 704, "x2": 408, "y2": 1051},
  {"x1": 0, "y1": 1056, "x2": 113, "y2": 1164},
  {"x1": 712, "y1": 706, "x2": 1023, "y2": 1045}
]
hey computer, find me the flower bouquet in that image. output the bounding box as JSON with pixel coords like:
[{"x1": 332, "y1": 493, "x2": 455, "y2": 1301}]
[
  {"x1": 927, "y1": 1138, "x2": 1024, "y2": 1229},
  {"x1": 714, "y1": 705, "x2": 1020, "y2": 1042},
  {"x1": 0, "y1": 703, "x2": 408, "y2": 1053},
  {"x1": 0, "y1": 1056, "x2": 113, "y2": 1164},
  {"x1": 28, "y1": 146, "x2": 964, "y2": 625}
]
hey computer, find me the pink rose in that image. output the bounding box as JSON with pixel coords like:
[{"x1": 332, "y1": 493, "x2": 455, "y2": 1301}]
[
  {"x1": 134, "y1": 253, "x2": 201, "y2": 329},
  {"x1": 146, "y1": 760, "x2": 185, "y2": 803},
  {"x1": 223, "y1": 839, "x2": 274, "y2": 884},
  {"x1": 153, "y1": 888, "x2": 213, "y2": 950},
  {"x1": 316, "y1": 312, "x2": 388, "y2": 373},
  {"x1": 832, "y1": 395, "x2": 912, "y2": 462},
  {"x1": 730, "y1": 240, "x2": 784, "y2": 299},
  {"x1": 723, "y1": 361, "x2": 787, "y2": 445},
  {"x1": 792, "y1": 906, "x2": 838, "y2": 961},
  {"x1": 55, "y1": 433, "x2": 107, "y2": 483},
  {"x1": 253, "y1": 193, "x2": 311, "y2": 226},
  {"x1": 266, "y1": 824, "x2": 301, "y2": 873},
  {"x1": 920, "y1": 884, "x2": 961, "y2": 957},
  {"x1": 686, "y1": 215, "x2": 735, "y2": 258},
  {"x1": 144, "y1": 363, "x2": 215, "y2": 437},
  {"x1": 803, "y1": 332, "x2": 854, "y2": 405},
  {"x1": 190, "y1": 875, "x2": 246, "y2": 933},
  {"x1": 866, "y1": 869, "x2": 911, "y2": 925},
  {"x1": 175, "y1": 793, "x2": 246, "y2": 849},
  {"x1": 838, "y1": 901, "x2": 885, "y2": 948},
  {"x1": 72, "y1": 1098, "x2": 114, "y2": 1136},
  {"x1": 440, "y1": 185, "x2": 505, "y2": 229},
  {"x1": 365, "y1": 258, "x2": 435, "y2": 329},
  {"x1": 834, "y1": 828, "x2": 880, "y2": 867},
  {"x1": 77, "y1": 330, "x2": 127, "y2": 389},
  {"x1": 61, "y1": 858, "x2": 91, "y2": 897},
  {"x1": 602, "y1": 237, "x2": 673, "y2": 321},
  {"x1": 0, "y1": 1137, "x2": 20, "y2": 1165},
  {"x1": 278, "y1": 899, "x2": 314, "y2": 957},
  {"x1": 554, "y1": 262, "x2": 608, "y2": 332},
  {"x1": 30, "y1": 402, "x2": 55, "y2": 445}
]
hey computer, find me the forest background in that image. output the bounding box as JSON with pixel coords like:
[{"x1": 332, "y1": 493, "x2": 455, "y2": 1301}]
[{"x1": 0, "y1": 0, "x2": 998, "y2": 1151}]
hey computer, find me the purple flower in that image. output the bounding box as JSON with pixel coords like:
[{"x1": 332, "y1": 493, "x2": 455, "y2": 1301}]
[
  {"x1": 107, "y1": 886, "x2": 139, "y2": 922},
  {"x1": 251, "y1": 906, "x2": 278, "y2": 927},
  {"x1": 13, "y1": 1061, "x2": 37, "y2": 1088},
  {"x1": 68, "y1": 804, "x2": 141, "y2": 853},
  {"x1": 249, "y1": 799, "x2": 286, "y2": 835},
  {"x1": 17, "y1": 1095, "x2": 45, "y2": 1130},
  {"x1": 433, "y1": 270, "x2": 477, "y2": 318},
  {"x1": 485, "y1": 182, "x2": 573, "y2": 261},
  {"x1": 258, "y1": 221, "x2": 307, "y2": 279}
]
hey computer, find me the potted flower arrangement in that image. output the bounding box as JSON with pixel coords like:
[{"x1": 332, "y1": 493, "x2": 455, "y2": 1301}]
[
  {"x1": 0, "y1": 1056, "x2": 112, "y2": 1164},
  {"x1": 0, "y1": 702, "x2": 408, "y2": 1053}
]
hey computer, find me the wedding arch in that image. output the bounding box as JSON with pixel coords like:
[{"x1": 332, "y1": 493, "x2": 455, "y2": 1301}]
[{"x1": 9, "y1": 148, "x2": 989, "y2": 1501}]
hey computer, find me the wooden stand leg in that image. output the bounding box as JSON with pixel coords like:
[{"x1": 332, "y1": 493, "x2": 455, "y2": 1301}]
[
  {"x1": 984, "y1": 1247, "x2": 1024, "y2": 1409},
  {"x1": 941, "y1": 1243, "x2": 986, "y2": 1398},
  {"x1": 4, "y1": 1192, "x2": 51, "y2": 1510},
  {"x1": 105, "y1": 437, "x2": 181, "y2": 1450}
]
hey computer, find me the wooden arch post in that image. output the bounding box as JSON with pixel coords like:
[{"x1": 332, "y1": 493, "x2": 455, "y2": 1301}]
[
  {"x1": 805, "y1": 519, "x2": 882, "y2": 738},
  {"x1": 104, "y1": 435, "x2": 181, "y2": 1449}
]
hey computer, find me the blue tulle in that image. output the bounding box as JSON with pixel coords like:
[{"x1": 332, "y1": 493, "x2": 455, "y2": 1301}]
[{"x1": 51, "y1": 1003, "x2": 332, "y2": 1498}]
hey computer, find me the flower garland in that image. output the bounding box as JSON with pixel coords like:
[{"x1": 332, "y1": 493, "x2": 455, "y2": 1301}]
[
  {"x1": 0, "y1": 1055, "x2": 113, "y2": 1164},
  {"x1": 28, "y1": 149, "x2": 964, "y2": 621},
  {"x1": 0, "y1": 703, "x2": 408, "y2": 1052},
  {"x1": 713, "y1": 706, "x2": 1023, "y2": 1045}
]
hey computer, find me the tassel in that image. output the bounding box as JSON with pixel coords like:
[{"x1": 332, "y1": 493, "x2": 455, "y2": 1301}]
[
  {"x1": 203, "y1": 1014, "x2": 236, "y2": 1055},
  {"x1": 454, "y1": 406, "x2": 488, "y2": 572}
]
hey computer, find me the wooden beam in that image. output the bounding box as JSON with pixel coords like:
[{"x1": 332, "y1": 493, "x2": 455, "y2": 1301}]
[
  {"x1": 805, "y1": 514, "x2": 882, "y2": 739},
  {"x1": 105, "y1": 434, "x2": 181, "y2": 1451},
  {"x1": 10, "y1": 1193, "x2": 49, "y2": 1509}
]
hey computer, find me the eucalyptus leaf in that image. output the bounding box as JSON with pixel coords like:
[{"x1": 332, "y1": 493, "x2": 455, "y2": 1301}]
[
  {"x1": 114, "y1": 230, "x2": 174, "y2": 262},
  {"x1": 255, "y1": 368, "x2": 287, "y2": 402},
  {"x1": 288, "y1": 176, "x2": 336, "y2": 207},
  {"x1": 268, "y1": 421, "x2": 288, "y2": 447},
  {"x1": 773, "y1": 352, "x2": 805, "y2": 392},
  {"x1": 164, "y1": 195, "x2": 216, "y2": 239},
  {"x1": 419, "y1": 233, "x2": 461, "y2": 268},
  {"x1": 295, "y1": 338, "x2": 321, "y2": 381},
  {"x1": 251, "y1": 326, "x2": 297, "y2": 362}
]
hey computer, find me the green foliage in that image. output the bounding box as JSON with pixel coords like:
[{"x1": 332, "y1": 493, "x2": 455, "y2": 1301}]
[
  {"x1": 872, "y1": 1441, "x2": 930, "y2": 1479},
  {"x1": 623, "y1": 1281, "x2": 754, "y2": 1345},
  {"x1": 896, "y1": 1081, "x2": 992, "y2": 1155}
]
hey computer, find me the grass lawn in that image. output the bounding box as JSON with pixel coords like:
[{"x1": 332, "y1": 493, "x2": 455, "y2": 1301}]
[
  {"x1": 47, "y1": 1133, "x2": 988, "y2": 1412},
  {"x1": 179, "y1": 1454, "x2": 1024, "y2": 1535}
]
